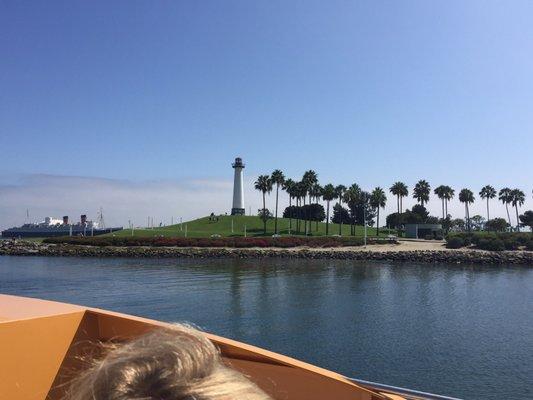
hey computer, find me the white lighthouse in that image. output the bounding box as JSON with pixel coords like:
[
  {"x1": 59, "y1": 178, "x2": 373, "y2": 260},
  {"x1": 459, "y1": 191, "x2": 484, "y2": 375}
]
[{"x1": 231, "y1": 157, "x2": 245, "y2": 215}]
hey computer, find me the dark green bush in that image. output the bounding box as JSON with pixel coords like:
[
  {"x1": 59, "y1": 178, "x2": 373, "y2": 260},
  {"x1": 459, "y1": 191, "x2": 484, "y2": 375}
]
[
  {"x1": 525, "y1": 240, "x2": 533, "y2": 251},
  {"x1": 477, "y1": 238, "x2": 505, "y2": 251},
  {"x1": 446, "y1": 236, "x2": 465, "y2": 249},
  {"x1": 502, "y1": 238, "x2": 520, "y2": 251},
  {"x1": 445, "y1": 232, "x2": 530, "y2": 251}
]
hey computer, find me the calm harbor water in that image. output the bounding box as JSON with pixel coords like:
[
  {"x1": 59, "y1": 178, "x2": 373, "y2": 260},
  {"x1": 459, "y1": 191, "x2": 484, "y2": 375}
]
[{"x1": 0, "y1": 256, "x2": 531, "y2": 399}]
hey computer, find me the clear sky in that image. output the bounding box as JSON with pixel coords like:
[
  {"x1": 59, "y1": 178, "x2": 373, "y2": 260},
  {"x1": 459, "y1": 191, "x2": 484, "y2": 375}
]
[{"x1": 1, "y1": 1, "x2": 532, "y2": 228}]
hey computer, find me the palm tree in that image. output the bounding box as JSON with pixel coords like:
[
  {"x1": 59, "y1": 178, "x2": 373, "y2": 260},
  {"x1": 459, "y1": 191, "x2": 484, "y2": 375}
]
[
  {"x1": 270, "y1": 170, "x2": 285, "y2": 234},
  {"x1": 479, "y1": 185, "x2": 496, "y2": 224},
  {"x1": 282, "y1": 178, "x2": 295, "y2": 233},
  {"x1": 434, "y1": 185, "x2": 447, "y2": 219},
  {"x1": 413, "y1": 180, "x2": 431, "y2": 205},
  {"x1": 370, "y1": 187, "x2": 386, "y2": 236},
  {"x1": 302, "y1": 170, "x2": 318, "y2": 235},
  {"x1": 499, "y1": 188, "x2": 512, "y2": 227},
  {"x1": 459, "y1": 189, "x2": 475, "y2": 232},
  {"x1": 443, "y1": 186, "x2": 455, "y2": 217},
  {"x1": 343, "y1": 184, "x2": 361, "y2": 236},
  {"x1": 254, "y1": 175, "x2": 272, "y2": 234},
  {"x1": 335, "y1": 184, "x2": 346, "y2": 235},
  {"x1": 322, "y1": 184, "x2": 337, "y2": 235},
  {"x1": 389, "y1": 182, "x2": 408, "y2": 214},
  {"x1": 510, "y1": 189, "x2": 525, "y2": 231},
  {"x1": 389, "y1": 182, "x2": 408, "y2": 231}
]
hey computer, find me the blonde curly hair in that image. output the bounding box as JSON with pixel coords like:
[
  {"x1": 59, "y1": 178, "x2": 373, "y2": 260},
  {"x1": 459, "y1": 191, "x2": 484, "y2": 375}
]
[{"x1": 65, "y1": 324, "x2": 271, "y2": 400}]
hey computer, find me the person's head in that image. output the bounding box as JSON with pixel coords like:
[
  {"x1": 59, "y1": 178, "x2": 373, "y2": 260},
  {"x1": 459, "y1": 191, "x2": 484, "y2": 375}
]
[{"x1": 66, "y1": 324, "x2": 271, "y2": 400}]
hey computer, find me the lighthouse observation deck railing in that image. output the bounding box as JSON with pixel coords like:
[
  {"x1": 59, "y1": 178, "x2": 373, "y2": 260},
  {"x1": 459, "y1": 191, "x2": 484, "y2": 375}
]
[{"x1": 347, "y1": 377, "x2": 463, "y2": 400}]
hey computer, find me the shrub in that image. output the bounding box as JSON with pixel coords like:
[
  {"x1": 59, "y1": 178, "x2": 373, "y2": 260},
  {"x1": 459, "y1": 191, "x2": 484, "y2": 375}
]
[
  {"x1": 42, "y1": 235, "x2": 373, "y2": 249},
  {"x1": 526, "y1": 240, "x2": 533, "y2": 251},
  {"x1": 477, "y1": 238, "x2": 505, "y2": 251},
  {"x1": 446, "y1": 236, "x2": 465, "y2": 249},
  {"x1": 502, "y1": 238, "x2": 520, "y2": 251}
]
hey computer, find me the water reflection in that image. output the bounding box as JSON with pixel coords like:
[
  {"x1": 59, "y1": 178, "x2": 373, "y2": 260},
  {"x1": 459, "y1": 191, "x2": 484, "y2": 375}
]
[{"x1": 0, "y1": 256, "x2": 531, "y2": 400}]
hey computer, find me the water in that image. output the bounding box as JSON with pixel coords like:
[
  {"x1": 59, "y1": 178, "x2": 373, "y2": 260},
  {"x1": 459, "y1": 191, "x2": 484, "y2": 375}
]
[{"x1": 0, "y1": 256, "x2": 531, "y2": 399}]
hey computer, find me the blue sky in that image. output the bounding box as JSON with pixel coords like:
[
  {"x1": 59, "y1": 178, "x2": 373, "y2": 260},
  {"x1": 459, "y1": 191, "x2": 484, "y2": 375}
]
[{"x1": 1, "y1": 1, "x2": 532, "y2": 227}]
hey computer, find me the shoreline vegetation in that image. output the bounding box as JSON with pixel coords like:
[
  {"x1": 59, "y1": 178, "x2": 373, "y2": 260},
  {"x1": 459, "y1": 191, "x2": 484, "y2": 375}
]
[{"x1": 1, "y1": 239, "x2": 531, "y2": 265}]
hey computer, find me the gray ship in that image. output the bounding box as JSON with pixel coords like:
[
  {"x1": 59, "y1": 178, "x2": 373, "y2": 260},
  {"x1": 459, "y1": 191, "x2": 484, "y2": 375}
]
[{"x1": 1, "y1": 214, "x2": 123, "y2": 238}]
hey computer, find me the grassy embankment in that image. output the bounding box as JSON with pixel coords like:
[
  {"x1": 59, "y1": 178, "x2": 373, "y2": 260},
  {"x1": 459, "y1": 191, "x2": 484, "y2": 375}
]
[{"x1": 109, "y1": 215, "x2": 394, "y2": 238}]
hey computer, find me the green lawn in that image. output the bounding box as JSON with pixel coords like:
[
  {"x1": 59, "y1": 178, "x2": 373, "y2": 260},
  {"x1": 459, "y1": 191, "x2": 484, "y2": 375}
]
[{"x1": 110, "y1": 215, "x2": 394, "y2": 238}]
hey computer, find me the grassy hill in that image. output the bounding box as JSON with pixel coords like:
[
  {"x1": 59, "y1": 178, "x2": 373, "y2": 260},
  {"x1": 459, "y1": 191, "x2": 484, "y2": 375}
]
[{"x1": 110, "y1": 215, "x2": 394, "y2": 238}]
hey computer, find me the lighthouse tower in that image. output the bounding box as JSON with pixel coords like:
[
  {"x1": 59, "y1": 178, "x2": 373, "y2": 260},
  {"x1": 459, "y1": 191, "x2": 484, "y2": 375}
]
[{"x1": 231, "y1": 157, "x2": 245, "y2": 215}]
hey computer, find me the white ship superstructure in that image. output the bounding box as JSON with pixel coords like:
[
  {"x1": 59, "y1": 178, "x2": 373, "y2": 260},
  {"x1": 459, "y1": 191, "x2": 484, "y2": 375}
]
[{"x1": 1, "y1": 213, "x2": 122, "y2": 238}]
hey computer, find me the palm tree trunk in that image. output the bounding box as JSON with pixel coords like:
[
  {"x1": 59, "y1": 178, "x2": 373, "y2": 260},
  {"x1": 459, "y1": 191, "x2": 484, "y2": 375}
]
[
  {"x1": 326, "y1": 201, "x2": 330, "y2": 235},
  {"x1": 262, "y1": 192, "x2": 267, "y2": 234},
  {"x1": 339, "y1": 200, "x2": 343, "y2": 235},
  {"x1": 303, "y1": 197, "x2": 307, "y2": 235},
  {"x1": 396, "y1": 195, "x2": 400, "y2": 230},
  {"x1": 445, "y1": 199, "x2": 448, "y2": 217},
  {"x1": 296, "y1": 198, "x2": 300, "y2": 232},
  {"x1": 505, "y1": 203, "x2": 511, "y2": 227},
  {"x1": 465, "y1": 203, "x2": 470, "y2": 232},
  {"x1": 288, "y1": 196, "x2": 292, "y2": 233},
  {"x1": 441, "y1": 198, "x2": 445, "y2": 220},
  {"x1": 274, "y1": 184, "x2": 279, "y2": 234},
  {"x1": 486, "y1": 198, "x2": 490, "y2": 223},
  {"x1": 515, "y1": 205, "x2": 520, "y2": 231},
  {"x1": 376, "y1": 207, "x2": 380, "y2": 236}
]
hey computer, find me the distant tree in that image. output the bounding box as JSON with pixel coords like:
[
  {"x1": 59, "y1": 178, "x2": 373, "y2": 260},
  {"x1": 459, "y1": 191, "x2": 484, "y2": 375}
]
[
  {"x1": 413, "y1": 180, "x2": 431, "y2": 205},
  {"x1": 322, "y1": 184, "x2": 337, "y2": 235},
  {"x1": 282, "y1": 206, "x2": 299, "y2": 219},
  {"x1": 282, "y1": 178, "x2": 296, "y2": 232},
  {"x1": 335, "y1": 185, "x2": 347, "y2": 235},
  {"x1": 370, "y1": 187, "x2": 387, "y2": 236},
  {"x1": 254, "y1": 175, "x2": 272, "y2": 234},
  {"x1": 434, "y1": 185, "x2": 448, "y2": 219},
  {"x1": 519, "y1": 210, "x2": 533, "y2": 232},
  {"x1": 271, "y1": 170, "x2": 285, "y2": 235},
  {"x1": 344, "y1": 186, "x2": 375, "y2": 234},
  {"x1": 331, "y1": 203, "x2": 351, "y2": 225},
  {"x1": 304, "y1": 203, "x2": 325, "y2": 224},
  {"x1": 479, "y1": 185, "x2": 497, "y2": 224},
  {"x1": 485, "y1": 218, "x2": 509, "y2": 232},
  {"x1": 499, "y1": 188, "x2": 513, "y2": 227},
  {"x1": 257, "y1": 209, "x2": 273, "y2": 227},
  {"x1": 470, "y1": 215, "x2": 486, "y2": 231},
  {"x1": 410, "y1": 204, "x2": 429, "y2": 221},
  {"x1": 440, "y1": 215, "x2": 452, "y2": 234},
  {"x1": 283, "y1": 204, "x2": 325, "y2": 228},
  {"x1": 510, "y1": 189, "x2": 525, "y2": 231},
  {"x1": 426, "y1": 216, "x2": 440, "y2": 224},
  {"x1": 450, "y1": 218, "x2": 466, "y2": 232},
  {"x1": 459, "y1": 189, "x2": 475, "y2": 232}
]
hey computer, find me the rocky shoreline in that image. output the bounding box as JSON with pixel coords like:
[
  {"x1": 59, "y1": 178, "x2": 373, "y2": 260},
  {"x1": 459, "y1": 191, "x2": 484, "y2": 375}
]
[{"x1": 1, "y1": 241, "x2": 532, "y2": 265}]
